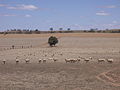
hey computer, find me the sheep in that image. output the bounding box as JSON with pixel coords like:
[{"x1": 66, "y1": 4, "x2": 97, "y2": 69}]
[
  {"x1": 70, "y1": 58, "x2": 77, "y2": 63},
  {"x1": 84, "y1": 58, "x2": 90, "y2": 63},
  {"x1": 98, "y1": 59, "x2": 105, "y2": 63},
  {"x1": 49, "y1": 58, "x2": 58, "y2": 62},
  {"x1": 89, "y1": 57, "x2": 92, "y2": 59},
  {"x1": 15, "y1": 59, "x2": 19, "y2": 64},
  {"x1": 84, "y1": 57, "x2": 92, "y2": 63},
  {"x1": 25, "y1": 58, "x2": 30, "y2": 64},
  {"x1": 2, "y1": 59, "x2": 6, "y2": 64},
  {"x1": 43, "y1": 59, "x2": 46, "y2": 63},
  {"x1": 65, "y1": 58, "x2": 71, "y2": 63},
  {"x1": 65, "y1": 58, "x2": 77, "y2": 63},
  {"x1": 38, "y1": 59, "x2": 42, "y2": 63},
  {"x1": 15, "y1": 56, "x2": 20, "y2": 64},
  {"x1": 107, "y1": 59, "x2": 113, "y2": 63}
]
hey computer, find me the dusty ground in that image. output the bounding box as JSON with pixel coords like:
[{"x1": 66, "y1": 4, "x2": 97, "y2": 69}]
[{"x1": 0, "y1": 33, "x2": 120, "y2": 90}]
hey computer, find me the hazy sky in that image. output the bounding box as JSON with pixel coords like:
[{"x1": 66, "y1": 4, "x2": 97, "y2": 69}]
[{"x1": 0, "y1": 0, "x2": 120, "y2": 31}]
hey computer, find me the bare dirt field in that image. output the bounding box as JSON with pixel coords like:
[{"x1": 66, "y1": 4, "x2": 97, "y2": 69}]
[{"x1": 0, "y1": 33, "x2": 120, "y2": 90}]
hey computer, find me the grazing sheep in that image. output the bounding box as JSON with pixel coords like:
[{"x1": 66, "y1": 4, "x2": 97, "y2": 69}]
[
  {"x1": 38, "y1": 59, "x2": 42, "y2": 63},
  {"x1": 84, "y1": 58, "x2": 90, "y2": 63},
  {"x1": 84, "y1": 57, "x2": 93, "y2": 63},
  {"x1": 25, "y1": 58, "x2": 30, "y2": 64},
  {"x1": 107, "y1": 59, "x2": 113, "y2": 63},
  {"x1": 2, "y1": 59, "x2": 6, "y2": 64},
  {"x1": 43, "y1": 59, "x2": 46, "y2": 63},
  {"x1": 89, "y1": 57, "x2": 92, "y2": 59},
  {"x1": 15, "y1": 59, "x2": 19, "y2": 64},
  {"x1": 98, "y1": 59, "x2": 105, "y2": 63},
  {"x1": 70, "y1": 58, "x2": 77, "y2": 63},
  {"x1": 65, "y1": 58, "x2": 71, "y2": 63}
]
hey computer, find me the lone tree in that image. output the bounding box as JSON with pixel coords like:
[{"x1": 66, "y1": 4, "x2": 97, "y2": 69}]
[{"x1": 48, "y1": 36, "x2": 58, "y2": 47}]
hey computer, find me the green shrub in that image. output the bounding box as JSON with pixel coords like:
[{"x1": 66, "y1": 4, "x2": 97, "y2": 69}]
[{"x1": 48, "y1": 36, "x2": 58, "y2": 46}]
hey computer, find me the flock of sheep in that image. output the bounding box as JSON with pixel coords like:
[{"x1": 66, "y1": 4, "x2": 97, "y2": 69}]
[
  {"x1": 1, "y1": 56, "x2": 114, "y2": 65},
  {"x1": 65, "y1": 57, "x2": 113, "y2": 63}
]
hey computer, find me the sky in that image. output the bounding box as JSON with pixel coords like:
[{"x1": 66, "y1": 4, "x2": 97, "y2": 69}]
[{"x1": 0, "y1": 0, "x2": 120, "y2": 31}]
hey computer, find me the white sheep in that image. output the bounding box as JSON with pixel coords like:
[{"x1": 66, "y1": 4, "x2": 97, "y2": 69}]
[
  {"x1": 84, "y1": 57, "x2": 93, "y2": 63},
  {"x1": 89, "y1": 57, "x2": 92, "y2": 59},
  {"x1": 65, "y1": 58, "x2": 71, "y2": 63},
  {"x1": 98, "y1": 59, "x2": 105, "y2": 63},
  {"x1": 43, "y1": 59, "x2": 46, "y2": 63},
  {"x1": 84, "y1": 58, "x2": 90, "y2": 63},
  {"x1": 2, "y1": 59, "x2": 6, "y2": 64},
  {"x1": 15, "y1": 59, "x2": 19, "y2": 64},
  {"x1": 38, "y1": 59, "x2": 42, "y2": 63},
  {"x1": 70, "y1": 58, "x2": 77, "y2": 63},
  {"x1": 107, "y1": 59, "x2": 113, "y2": 63},
  {"x1": 25, "y1": 58, "x2": 30, "y2": 64},
  {"x1": 49, "y1": 58, "x2": 58, "y2": 62}
]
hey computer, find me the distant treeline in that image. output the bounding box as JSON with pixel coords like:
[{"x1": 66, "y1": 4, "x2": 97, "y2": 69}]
[{"x1": 0, "y1": 28, "x2": 120, "y2": 34}]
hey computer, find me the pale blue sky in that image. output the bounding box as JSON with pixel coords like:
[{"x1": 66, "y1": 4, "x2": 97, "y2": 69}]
[{"x1": 0, "y1": 0, "x2": 120, "y2": 31}]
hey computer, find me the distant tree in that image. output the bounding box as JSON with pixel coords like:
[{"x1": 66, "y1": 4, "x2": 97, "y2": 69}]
[
  {"x1": 35, "y1": 29, "x2": 38, "y2": 31},
  {"x1": 67, "y1": 28, "x2": 71, "y2": 31},
  {"x1": 48, "y1": 36, "x2": 58, "y2": 47},
  {"x1": 89, "y1": 28, "x2": 95, "y2": 32},
  {"x1": 29, "y1": 30, "x2": 32, "y2": 34},
  {"x1": 95, "y1": 28, "x2": 98, "y2": 31},
  {"x1": 97, "y1": 30, "x2": 102, "y2": 33},
  {"x1": 59, "y1": 28, "x2": 63, "y2": 33},
  {"x1": 106, "y1": 28, "x2": 109, "y2": 31},
  {"x1": 83, "y1": 30, "x2": 87, "y2": 32},
  {"x1": 59, "y1": 28, "x2": 63, "y2": 31},
  {"x1": 50, "y1": 28, "x2": 53, "y2": 33},
  {"x1": 34, "y1": 29, "x2": 40, "y2": 34}
]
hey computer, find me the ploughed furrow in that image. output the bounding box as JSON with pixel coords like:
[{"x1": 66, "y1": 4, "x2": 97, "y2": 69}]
[{"x1": 96, "y1": 67, "x2": 120, "y2": 87}]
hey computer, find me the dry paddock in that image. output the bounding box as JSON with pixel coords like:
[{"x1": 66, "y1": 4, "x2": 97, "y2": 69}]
[{"x1": 0, "y1": 33, "x2": 120, "y2": 90}]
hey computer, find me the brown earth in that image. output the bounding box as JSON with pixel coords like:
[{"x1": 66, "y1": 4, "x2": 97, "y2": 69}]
[{"x1": 0, "y1": 33, "x2": 120, "y2": 90}]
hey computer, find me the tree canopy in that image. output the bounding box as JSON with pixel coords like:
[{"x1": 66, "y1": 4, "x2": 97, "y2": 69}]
[{"x1": 48, "y1": 36, "x2": 58, "y2": 47}]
